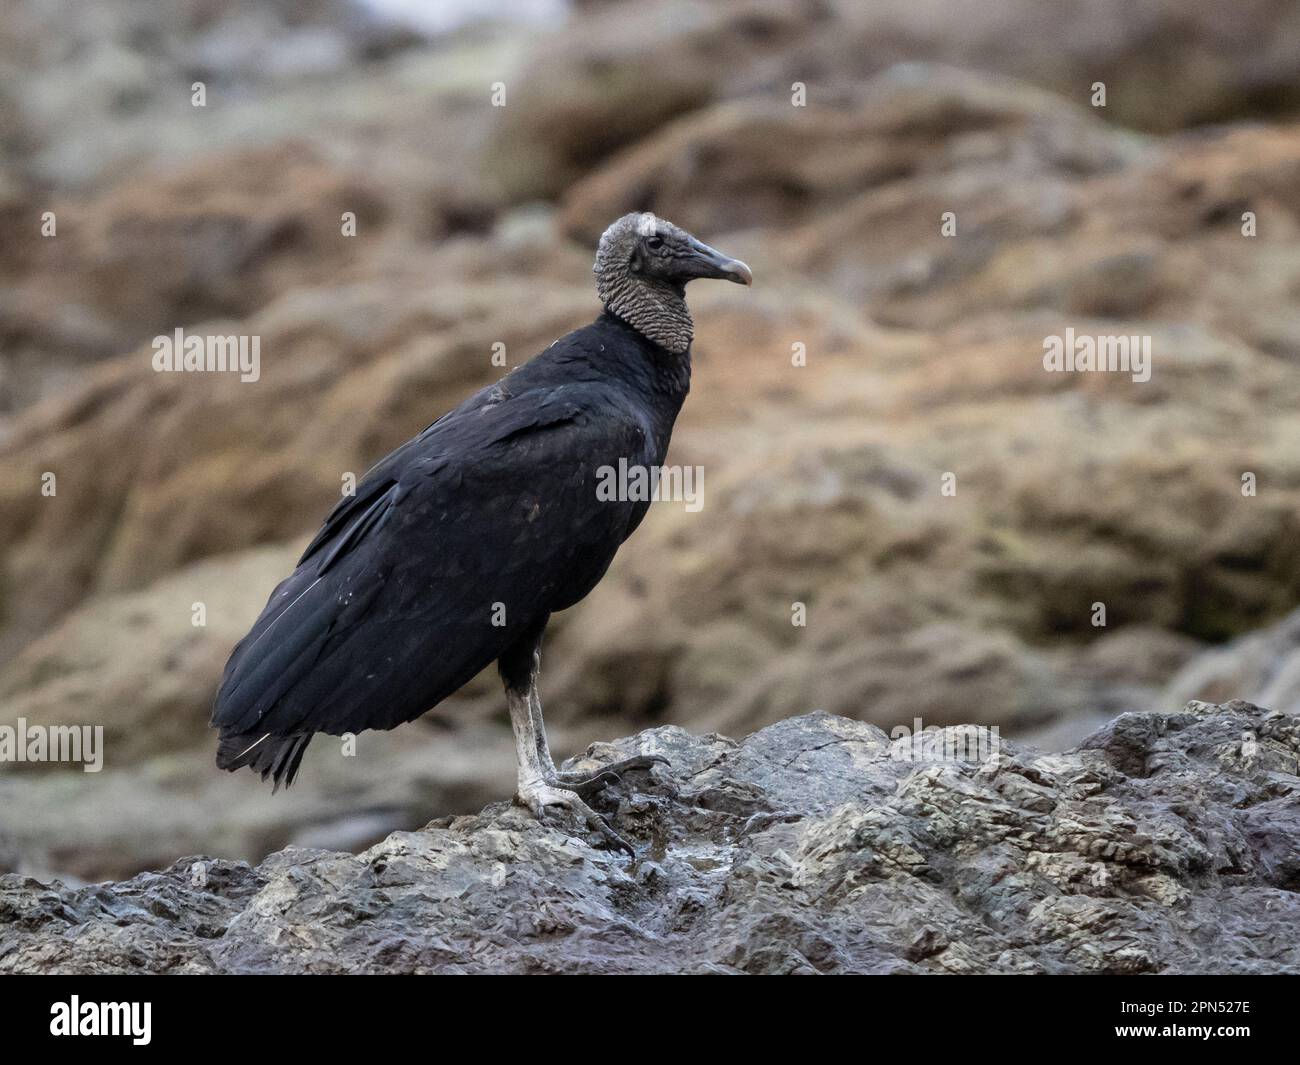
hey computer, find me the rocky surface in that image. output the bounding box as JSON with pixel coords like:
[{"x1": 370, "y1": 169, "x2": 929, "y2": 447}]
[
  {"x1": 1166, "y1": 605, "x2": 1300, "y2": 718},
  {"x1": 2, "y1": 700, "x2": 1296, "y2": 974}
]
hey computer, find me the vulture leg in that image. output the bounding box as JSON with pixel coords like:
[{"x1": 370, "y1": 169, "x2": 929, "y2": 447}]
[
  {"x1": 525, "y1": 673, "x2": 559, "y2": 778},
  {"x1": 521, "y1": 646, "x2": 670, "y2": 795},
  {"x1": 507, "y1": 685, "x2": 633, "y2": 856},
  {"x1": 500, "y1": 621, "x2": 635, "y2": 856},
  {"x1": 525, "y1": 683, "x2": 615, "y2": 795}
]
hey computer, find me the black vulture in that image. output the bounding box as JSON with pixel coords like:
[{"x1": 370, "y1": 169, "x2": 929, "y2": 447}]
[{"x1": 211, "y1": 212, "x2": 752, "y2": 852}]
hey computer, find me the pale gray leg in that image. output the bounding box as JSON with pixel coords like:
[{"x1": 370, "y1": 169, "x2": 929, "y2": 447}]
[
  {"x1": 508, "y1": 681, "x2": 634, "y2": 856},
  {"x1": 525, "y1": 667, "x2": 559, "y2": 779},
  {"x1": 527, "y1": 672, "x2": 667, "y2": 794}
]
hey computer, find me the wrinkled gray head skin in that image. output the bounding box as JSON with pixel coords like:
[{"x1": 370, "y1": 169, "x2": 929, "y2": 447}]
[{"x1": 594, "y1": 212, "x2": 752, "y2": 354}]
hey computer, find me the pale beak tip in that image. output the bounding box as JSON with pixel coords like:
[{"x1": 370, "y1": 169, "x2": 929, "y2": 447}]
[{"x1": 726, "y1": 259, "x2": 753, "y2": 286}]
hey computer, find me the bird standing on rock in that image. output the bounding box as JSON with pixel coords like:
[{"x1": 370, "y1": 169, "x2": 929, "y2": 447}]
[{"x1": 211, "y1": 213, "x2": 753, "y2": 853}]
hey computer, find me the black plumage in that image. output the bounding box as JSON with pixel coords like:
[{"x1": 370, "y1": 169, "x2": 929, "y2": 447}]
[{"x1": 211, "y1": 213, "x2": 751, "y2": 839}]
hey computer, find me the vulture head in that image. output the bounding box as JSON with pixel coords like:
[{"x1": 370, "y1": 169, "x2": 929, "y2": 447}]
[{"x1": 594, "y1": 212, "x2": 752, "y2": 354}]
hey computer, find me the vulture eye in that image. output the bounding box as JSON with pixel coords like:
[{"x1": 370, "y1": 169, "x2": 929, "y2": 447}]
[{"x1": 646, "y1": 235, "x2": 664, "y2": 249}]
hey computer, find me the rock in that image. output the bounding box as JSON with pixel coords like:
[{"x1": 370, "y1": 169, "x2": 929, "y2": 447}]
[
  {"x1": 808, "y1": 0, "x2": 1300, "y2": 134},
  {"x1": 1, "y1": 145, "x2": 390, "y2": 391},
  {"x1": 484, "y1": 0, "x2": 830, "y2": 202},
  {"x1": 0, "y1": 543, "x2": 303, "y2": 765},
  {"x1": 0, "y1": 726, "x2": 516, "y2": 884},
  {"x1": 0, "y1": 0, "x2": 426, "y2": 190},
  {"x1": 2, "y1": 700, "x2": 1297, "y2": 974},
  {"x1": 0, "y1": 135, "x2": 511, "y2": 413},
  {"x1": 560, "y1": 64, "x2": 1143, "y2": 244},
  {"x1": 508, "y1": 0, "x2": 1300, "y2": 211},
  {"x1": 1164, "y1": 605, "x2": 1300, "y2": 716}
]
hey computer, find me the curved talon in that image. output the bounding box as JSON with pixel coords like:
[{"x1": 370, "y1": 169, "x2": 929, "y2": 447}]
[
  {"x1": 557, "y1": 753, "x2": 669, "y2": 790},
  {"x1": 517, "y1": 781, "x2": 636, "y2": 856},
  {"x1": 590, "y1": 815, "x2": 635, "y2": 858},
  {"x1": 557, "y1": 769, "x2": 623, "y2": 797},
  {"x1": 620, "y1": 753, "x2": 670, "y2": 770}
]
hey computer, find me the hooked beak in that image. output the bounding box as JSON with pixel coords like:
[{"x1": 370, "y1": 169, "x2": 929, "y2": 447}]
[{"x1": 682, "y1": 238, "x2": 753, "y2": 286}]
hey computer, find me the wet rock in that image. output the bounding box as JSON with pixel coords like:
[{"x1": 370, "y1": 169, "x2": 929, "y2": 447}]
[{"x1": 2, "y1": 700, "x2": 1296, "y2": 974}]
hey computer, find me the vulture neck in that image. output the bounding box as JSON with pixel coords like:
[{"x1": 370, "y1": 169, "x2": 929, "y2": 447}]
[
  {"x1": 597, "y1": 272, "x2": 693, "y2": 355},
  {"x1": 595, "y1": 311, "x2": 692, "y2": 411}
]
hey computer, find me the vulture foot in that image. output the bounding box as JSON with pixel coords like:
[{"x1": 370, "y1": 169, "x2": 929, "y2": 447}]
[{"x1": 516, "y1": 780, "x2": 635, "y2": 857}]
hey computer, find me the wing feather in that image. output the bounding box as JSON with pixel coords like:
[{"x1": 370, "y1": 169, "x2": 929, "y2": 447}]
[{"x1": 212, "y1": 383, "x2": 649, "y2": 752}]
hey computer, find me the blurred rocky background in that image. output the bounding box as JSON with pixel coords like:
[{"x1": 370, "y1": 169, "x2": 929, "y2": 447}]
[{"x1": 2, "y1": 0, "x2": 1299, "y2": 881}]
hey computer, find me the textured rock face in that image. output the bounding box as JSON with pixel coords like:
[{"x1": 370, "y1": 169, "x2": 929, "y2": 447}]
[{"x1": 3, "y1": 700, "x2": 1296, "y2": 975}]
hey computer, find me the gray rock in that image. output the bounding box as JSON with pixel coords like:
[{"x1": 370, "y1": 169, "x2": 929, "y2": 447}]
[
  {"x1": 1164, "y1": 606, "x2": 1300, "y2": 717},
  {"x1": 2, "y1": 700, "x2": 1298, "y2": 974}
]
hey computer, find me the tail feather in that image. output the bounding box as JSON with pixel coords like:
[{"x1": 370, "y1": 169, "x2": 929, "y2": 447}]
[{"x1": 216, "y1": 730, "x2": 313, "y2": 792}]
